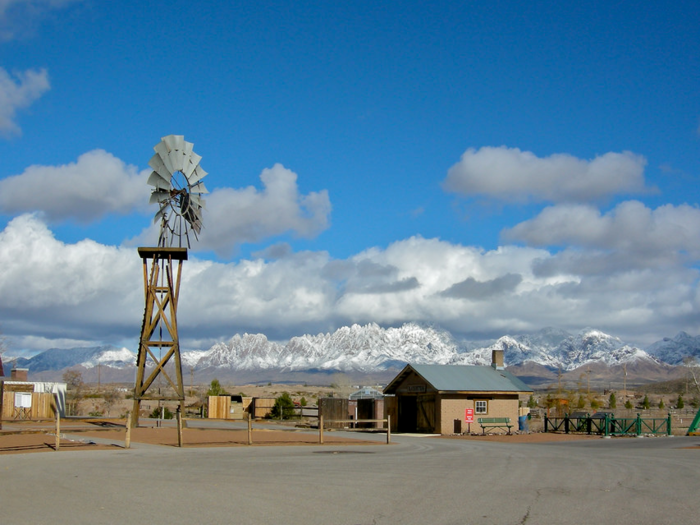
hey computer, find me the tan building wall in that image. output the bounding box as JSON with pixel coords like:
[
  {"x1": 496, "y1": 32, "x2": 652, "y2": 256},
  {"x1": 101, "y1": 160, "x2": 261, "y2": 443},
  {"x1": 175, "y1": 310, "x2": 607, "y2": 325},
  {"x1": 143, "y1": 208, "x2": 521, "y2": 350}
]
[{"x1": 437, "y1": 395, "x2": 520, "y2": 435}]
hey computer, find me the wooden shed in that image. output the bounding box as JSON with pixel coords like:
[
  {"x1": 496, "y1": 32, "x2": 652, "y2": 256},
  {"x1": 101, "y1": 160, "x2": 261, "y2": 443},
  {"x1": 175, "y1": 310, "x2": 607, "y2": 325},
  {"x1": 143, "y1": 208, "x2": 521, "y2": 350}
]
[
  {"x1": 207, "y1": 395, "x2": 252, "y2": 420},
  {"x1": 1, "y1": 379, "x2": 67, "y2": 419},
  {"x1": 383, "y1": 352, "x2": 532, "y2": 435}
]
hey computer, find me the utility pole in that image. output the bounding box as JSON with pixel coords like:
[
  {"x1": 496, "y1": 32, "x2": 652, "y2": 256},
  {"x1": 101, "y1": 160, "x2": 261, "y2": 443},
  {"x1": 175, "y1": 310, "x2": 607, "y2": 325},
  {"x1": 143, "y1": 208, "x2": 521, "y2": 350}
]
[{"x1": 587, "y1": 366, "x2": 590, "y2": 395}]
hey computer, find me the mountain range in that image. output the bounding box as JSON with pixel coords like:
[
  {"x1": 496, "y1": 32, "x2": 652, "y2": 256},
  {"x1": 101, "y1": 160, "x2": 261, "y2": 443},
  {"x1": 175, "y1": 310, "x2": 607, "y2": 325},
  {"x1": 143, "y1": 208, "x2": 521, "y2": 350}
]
[{"x1": 4, "y1": 324, "x2": 699, "y2": 387}]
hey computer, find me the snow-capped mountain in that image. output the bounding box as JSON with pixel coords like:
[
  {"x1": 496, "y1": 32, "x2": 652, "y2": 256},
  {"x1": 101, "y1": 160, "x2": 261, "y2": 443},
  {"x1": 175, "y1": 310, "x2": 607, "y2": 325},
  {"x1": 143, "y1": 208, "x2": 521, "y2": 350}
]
[
  {"x1": 6, "y1": 324, "x2": 697, "y2": 383},
  {"x1": 186, "y1": 324, "x2": 661, "y2": 374},
  {"x1": 10, "y1": 345, "x2": 136, "y2": 373}
]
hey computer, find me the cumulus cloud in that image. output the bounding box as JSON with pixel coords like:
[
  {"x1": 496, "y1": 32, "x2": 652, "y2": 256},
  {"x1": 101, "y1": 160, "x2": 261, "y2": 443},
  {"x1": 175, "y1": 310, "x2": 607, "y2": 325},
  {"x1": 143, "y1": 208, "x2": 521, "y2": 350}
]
[
  {"x1": 0, "y1": 149, "x2": 150, "y2": 222},
  {"x1": 197, "y1": 163, "x2": 331, "y2": 256},
  {"x1": 443, "y1": 146, "x2": 649, "y2": 203},
  {"x1": 0, "y1": 214, "x2": 143, "y2": 340},
  {"x1": 0, "y1": 67, "x2": 50, "y2": 135},
  {"x1": 503, "y1": 201, "x2": 700, "y2": 257},
  {"x1": 2, "y1": 215, "x2": 699, "y2": 350}
]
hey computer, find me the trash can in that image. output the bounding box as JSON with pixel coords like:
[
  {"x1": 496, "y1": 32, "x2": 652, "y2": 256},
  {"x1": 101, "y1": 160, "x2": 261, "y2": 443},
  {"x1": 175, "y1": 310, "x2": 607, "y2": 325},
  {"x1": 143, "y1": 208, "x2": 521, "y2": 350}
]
[{"x1": 518, "y1": 415, "x2": 528, "y2": 432}]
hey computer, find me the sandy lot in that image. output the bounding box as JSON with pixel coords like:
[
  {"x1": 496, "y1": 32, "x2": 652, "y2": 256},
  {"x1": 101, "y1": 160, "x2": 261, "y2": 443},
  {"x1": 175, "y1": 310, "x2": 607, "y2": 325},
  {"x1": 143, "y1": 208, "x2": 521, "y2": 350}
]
[
  {"x1": 0, "y1": 416, "x2": 610, "y2": 455},
  {"x1": 0, "y1": 419, "x2": 381, "y2": 454}
]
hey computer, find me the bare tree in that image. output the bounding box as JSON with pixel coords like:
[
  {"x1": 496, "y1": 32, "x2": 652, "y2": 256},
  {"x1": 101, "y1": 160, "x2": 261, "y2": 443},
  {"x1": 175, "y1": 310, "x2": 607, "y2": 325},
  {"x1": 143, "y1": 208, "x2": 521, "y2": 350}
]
[
  {"x1": 62, "y1": 369, "x2": 85, "y2": 416},
  {"x1": 101, "y1": 387, "x2": 121, "y2": 417},
  {"x1": 683, "y1": 356, "x2": 700, "y2": 396}
]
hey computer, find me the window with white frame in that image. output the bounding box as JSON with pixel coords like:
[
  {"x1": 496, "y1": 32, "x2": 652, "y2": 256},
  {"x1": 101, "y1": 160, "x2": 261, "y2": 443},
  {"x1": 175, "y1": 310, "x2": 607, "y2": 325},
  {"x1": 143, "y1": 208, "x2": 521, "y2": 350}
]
[{"x1": 475, "y1": 400, "x2": 488, "y2": 414}]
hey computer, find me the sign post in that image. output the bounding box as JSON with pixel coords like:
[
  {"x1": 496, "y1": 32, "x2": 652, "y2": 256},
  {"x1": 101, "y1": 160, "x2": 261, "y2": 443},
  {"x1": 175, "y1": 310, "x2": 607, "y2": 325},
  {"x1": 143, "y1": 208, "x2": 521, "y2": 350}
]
[{"x1": 465, "y1": 408, "x2": 474, "y2": 435}]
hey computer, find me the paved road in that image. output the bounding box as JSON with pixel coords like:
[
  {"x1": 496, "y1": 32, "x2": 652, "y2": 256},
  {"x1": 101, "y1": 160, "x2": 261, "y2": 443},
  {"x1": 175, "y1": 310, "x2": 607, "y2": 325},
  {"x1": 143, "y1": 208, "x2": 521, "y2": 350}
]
[{"x1": 1, "y1": 433, "x2": 698, "y2": 524}]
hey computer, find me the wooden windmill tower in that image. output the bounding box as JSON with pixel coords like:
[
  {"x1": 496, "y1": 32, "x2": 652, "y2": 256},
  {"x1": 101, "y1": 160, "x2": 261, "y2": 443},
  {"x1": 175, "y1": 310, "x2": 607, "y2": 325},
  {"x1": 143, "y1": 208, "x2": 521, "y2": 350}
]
[{"x1": 131, "y1": 135, "x2": 208, "y2": 426}]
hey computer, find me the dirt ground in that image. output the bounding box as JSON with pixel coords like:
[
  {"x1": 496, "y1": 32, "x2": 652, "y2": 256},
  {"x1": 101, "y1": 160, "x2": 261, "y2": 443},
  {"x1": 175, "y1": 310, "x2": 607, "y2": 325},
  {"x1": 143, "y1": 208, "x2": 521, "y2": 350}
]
[
  {"x1": 0, "y1": 419, "x2": 381, "y2": 455},
  {"x1": 0, "y1": 416, "x2": 612, "y2": 455}
]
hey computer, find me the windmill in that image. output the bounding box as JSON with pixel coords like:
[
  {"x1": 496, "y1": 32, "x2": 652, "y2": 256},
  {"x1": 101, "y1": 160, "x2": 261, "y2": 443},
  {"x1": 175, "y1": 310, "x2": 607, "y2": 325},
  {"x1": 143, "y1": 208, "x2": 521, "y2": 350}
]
[{"x1": 131, "y1": 135, "x2": 208, "y2": 428}]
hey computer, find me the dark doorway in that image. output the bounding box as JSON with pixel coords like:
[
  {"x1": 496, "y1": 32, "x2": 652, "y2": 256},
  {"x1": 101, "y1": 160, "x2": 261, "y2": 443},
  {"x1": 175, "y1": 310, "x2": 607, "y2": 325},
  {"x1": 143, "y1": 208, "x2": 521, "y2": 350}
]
[{"x1": 398, "y1": 396, "x2": 417, "y2": 432}]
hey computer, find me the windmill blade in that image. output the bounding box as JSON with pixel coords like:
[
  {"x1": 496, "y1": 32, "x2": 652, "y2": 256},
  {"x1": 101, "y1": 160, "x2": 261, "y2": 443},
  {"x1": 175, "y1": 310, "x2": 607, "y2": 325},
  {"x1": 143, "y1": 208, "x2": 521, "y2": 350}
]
[
  {"x1": 187, "y1": 165, "x2": 207, "y2": 185},
  {"x1": 148, "y1": 154, "x2": 172, "y2": 182},
  {"x1": 147, "y1": 171, "x2": 171, "y2": 191},
  {"x1": 166, "y1": 135, "x2": 186, "y2": 172},
  {"x1": 149, "y1": 190, "x2": 171, "y2": 204},
  {"x1": 189, "y1": 194, "x2": 206, "y2": 208},
  {"x1": 182, "y1": 152, "x2": 202, "y2": 178},
  {"x1": 190, "y1": 181, "x2": 209, "y2": 194},
  {"x1": 162, "y1": 134, "x2": 184, "y2": 152},
  {"x1": 153, "y1": 202, "x2": 169, "y2": 224},
  {"x1": 153, "y1": 140, "x2": 175, "y2": 175}
]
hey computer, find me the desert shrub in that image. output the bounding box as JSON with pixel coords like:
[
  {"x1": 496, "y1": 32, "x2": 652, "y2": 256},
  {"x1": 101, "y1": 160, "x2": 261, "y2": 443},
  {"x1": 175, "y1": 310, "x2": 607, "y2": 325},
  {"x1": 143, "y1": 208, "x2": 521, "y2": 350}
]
[
  {"x1": 608, "y1": 392, "x2": 617, "y2": 409},
  {"x1": 624, "y1": 400, "x2": 633, "y2": 409},
  {"x1": 270, "y1": 393, "x2": 295, "y2": 419},
  {"x1": 149, "y1": 406, "x2": 174, "y2": 419},
  {"x1": 677, "y1": 395, "x2": 684, "y2": 409}
]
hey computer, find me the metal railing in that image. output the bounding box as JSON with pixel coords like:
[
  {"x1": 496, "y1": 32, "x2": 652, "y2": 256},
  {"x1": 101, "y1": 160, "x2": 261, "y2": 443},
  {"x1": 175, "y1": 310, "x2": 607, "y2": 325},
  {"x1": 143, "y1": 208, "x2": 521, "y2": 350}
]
[{"x1": 544, "y1": 413, "x2": 672, "y2": 437}]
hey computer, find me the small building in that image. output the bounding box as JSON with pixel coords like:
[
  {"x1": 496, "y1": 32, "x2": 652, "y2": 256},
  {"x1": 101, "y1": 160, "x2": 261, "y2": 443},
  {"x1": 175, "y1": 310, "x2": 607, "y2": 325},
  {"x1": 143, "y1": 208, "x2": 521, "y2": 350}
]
[
  {"x1": 349, "y1": 387, "x2": 384, "y2": 429},
  {"x1": 1, "y1": 367, "x2": 67, "y2": 420},
  {"x1": 383, "y1": 351, "x2": 532, "y2": 435},
  {"x1": 207, "y1": 394, "x2": 252, "y2": 420}
]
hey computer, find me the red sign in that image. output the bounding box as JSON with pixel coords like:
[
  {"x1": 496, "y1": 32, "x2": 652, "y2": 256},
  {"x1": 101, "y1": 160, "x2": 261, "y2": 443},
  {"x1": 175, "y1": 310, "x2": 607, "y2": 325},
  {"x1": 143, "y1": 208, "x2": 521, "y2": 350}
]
[{"x1": 465, "y1": 408, "x2": 474, "y2": 423}]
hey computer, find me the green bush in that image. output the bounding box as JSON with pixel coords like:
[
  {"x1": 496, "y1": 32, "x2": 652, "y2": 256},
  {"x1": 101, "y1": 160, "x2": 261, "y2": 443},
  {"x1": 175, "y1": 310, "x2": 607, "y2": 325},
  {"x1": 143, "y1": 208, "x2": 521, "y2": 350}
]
[
  {"x1": 149, "y1": 406, "x2": 174, "y2": 419},
  {"x1": 608, "y1": 392, "x2": 616, "y2": 409},
  {"x1": 624, "y1": 400, "x2": 633, "y2": 409},
  {"x1": 270, "y1": 393, "x2": 295, "y2": 419},
  {"x1": 206, "y1": 379, "x2": 227, "y2": 397}
]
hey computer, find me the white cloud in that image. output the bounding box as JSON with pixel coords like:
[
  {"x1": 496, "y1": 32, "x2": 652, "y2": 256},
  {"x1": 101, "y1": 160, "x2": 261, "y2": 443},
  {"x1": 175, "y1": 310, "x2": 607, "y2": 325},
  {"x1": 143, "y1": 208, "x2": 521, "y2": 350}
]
[
  {"x1": 0, "y1": 149, "x2": 150, "y2": 222},
  {"x1": 443, "y1": 146, "x2": 649, "y2": 203},
  {"x1": 0, "y1": 214, "x2": 143, "y2": 341},
  {"x1": 0, "y1": 67, "x2": 50, "y2": 136},
  {"x1": 197, "y1": 163, "x2": 331, "y2": 256},
  {"x1": 503, "y1": 201, "x2": 700, "y2": 258},
  {"x1": 1, "y1": 215, "x2": 699, "y2": 351}
]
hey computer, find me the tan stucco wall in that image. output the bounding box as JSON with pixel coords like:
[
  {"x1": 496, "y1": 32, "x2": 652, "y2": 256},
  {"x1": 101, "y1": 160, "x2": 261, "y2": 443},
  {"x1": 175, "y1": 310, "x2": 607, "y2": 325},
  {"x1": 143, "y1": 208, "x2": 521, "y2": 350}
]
[{"x1": 437, "y1": 395, "x2": 520, "y2": 435}]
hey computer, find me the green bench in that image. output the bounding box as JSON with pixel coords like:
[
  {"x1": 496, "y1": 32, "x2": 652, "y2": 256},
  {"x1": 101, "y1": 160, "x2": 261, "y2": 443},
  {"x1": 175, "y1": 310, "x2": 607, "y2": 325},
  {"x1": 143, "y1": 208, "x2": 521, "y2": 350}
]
[{"x1": 477, "y1": 417, "x2": 513, "y2": 435}]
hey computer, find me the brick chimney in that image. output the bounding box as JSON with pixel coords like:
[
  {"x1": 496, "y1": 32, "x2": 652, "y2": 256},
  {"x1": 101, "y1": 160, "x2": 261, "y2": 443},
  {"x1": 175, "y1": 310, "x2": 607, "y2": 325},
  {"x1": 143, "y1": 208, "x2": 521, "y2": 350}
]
[
  {"x1": 11, "y1": 368, "x2": 28, "y2": 382},
  {"x1": 491, "y1": 350, "x2": 504, "y2": 370}
]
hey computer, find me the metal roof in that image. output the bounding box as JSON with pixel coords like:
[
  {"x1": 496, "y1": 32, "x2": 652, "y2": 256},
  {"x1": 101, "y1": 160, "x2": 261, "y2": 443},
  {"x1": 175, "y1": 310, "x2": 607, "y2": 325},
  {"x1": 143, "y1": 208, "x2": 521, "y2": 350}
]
[{"x1": 384, "y1": 364, "x2": 532, "y2": 394}]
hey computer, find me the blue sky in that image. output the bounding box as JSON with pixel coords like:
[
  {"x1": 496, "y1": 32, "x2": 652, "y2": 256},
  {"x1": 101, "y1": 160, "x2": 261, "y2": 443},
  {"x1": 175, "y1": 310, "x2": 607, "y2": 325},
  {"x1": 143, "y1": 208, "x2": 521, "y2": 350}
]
[{"x1": 1, "y1": 0, "x2": 699, "y2": 355}]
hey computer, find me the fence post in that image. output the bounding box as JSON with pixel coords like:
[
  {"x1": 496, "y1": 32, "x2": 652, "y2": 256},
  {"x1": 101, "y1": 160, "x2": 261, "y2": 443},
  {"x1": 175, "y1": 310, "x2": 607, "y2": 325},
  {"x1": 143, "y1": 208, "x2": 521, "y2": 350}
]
[
  {"x1": 319, "y1": 415, "x2": 324, "y2": 444},
  {"x1": 544, "y1": 413, "x2": 549, "y2": 432},
  {"x1": 636, "y1": 413, "x2": 642, "y2": 436},
  {"x1": 125, "y1": 411, "x2": 131, "y2": 449},
  {"x1": 667, "y1": 412, "x2": 672, "y2": 436},
  {"x1": 247, "y1": 412, "x2": 252, "y2": 445},
  {"x1": 386, "y1": 415, "x2": 391, "y2": 444},
  {"x1": 55, "y1": 407, "x2": 60, "y2": 452},
  {"x1": 564, "y1": 414, "x2": 569, "y2": 434},
  {"x1": 604, "y1": 413, "x2": 610, "y2": 437},
  {"x1": 176, "y1": 407, "x2": 183, "y2": 448}
]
